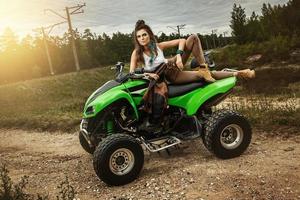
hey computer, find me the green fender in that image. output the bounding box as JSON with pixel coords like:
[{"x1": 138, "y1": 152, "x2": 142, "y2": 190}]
[
  {"x1": 83, "y1": 86, "x2": 139, "y2": 119},
  {"x1": 168, "y1": 77, "x2": 236, "y2": 116}
]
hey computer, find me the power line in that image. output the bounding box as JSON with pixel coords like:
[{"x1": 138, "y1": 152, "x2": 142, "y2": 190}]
[
  {"x1": 44, "y1": 9, "x2": 67, "y2": 20},
  {"x1": 167, "y1": 24, "x2": 186, "y2": 38},
  {"x1": 44, "y1": 3, "x2": 86, "y2": 72},
  {"x1": 33, "y1": 21, "x2": 67, "y2": 75},
  {"x1": 44, "y1": 21, "x2": 67, "y2": 35}
]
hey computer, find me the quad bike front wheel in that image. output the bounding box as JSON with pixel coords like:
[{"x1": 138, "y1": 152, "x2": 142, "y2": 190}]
[
  {"x1": 93, "y1": 133, "x2": 144, "y2": 186},
  {"x1": 203, "y1": 109, "x2": 252, "y2": 159}
]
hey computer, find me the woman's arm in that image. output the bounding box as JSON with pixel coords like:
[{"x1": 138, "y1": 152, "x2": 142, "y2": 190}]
[
  {"x1": 158, "y1": 38, "x2": 186, "y2": 51},
  {"x1": 129, "y1": 50, "x2": 138, "y2": 73},
  {"x1": 158, "y1": 38, "x2": 186, "y2": 70}
]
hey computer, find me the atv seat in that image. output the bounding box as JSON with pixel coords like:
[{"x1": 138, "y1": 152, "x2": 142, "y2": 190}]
[{"x1": 168, "y1": 81, "x2": 208, "y2": 98}]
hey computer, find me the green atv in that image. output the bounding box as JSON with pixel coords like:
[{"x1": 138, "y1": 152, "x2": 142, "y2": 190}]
[{"x1": 79, "y1": 61, "x2": 252, "y2": 186}]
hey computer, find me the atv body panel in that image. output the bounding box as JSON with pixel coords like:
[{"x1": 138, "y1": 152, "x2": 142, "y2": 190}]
[
  {"x1": 168, "y1": 77, "x2": 236, "y2": 115},
  {"x1": 83, "y1": 80, "x2": 141, "y2": 119},
  {"x1": 83, "y1": 77, "x2": 236, "y2": 118}
]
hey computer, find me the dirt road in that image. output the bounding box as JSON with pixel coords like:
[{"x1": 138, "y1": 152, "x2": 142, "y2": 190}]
[{"x1": 0, "y1": 129, "x2": 300, "y2": 200}]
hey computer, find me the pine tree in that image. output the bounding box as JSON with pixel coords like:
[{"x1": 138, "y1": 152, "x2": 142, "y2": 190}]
[
  {"x1": 245, "y1": 11, "x2": 265, "y2": 42},
  {"x1": 230, "y1": 4, "x2": 247, "y2": 44}
]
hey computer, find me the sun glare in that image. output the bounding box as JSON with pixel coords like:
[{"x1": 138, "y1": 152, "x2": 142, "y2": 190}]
[{"x1": 0, "y1": 0, "x2": 54, "y2": 36}]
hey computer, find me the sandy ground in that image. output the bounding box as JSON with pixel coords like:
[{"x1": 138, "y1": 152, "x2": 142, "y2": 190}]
[{"x1": 0, "y1": 128, "x2": 300, "y2": 200}]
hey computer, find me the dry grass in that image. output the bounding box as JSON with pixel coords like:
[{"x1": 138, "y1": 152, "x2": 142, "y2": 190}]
[
  {"x1": 0, "y1": 66, "x2": 114, "y2": 132},
  {"x1": 0, "y1": 64, "x2": 298, "y2": 133},
  {"x1": 217, "y1": 94, "x2": 300, "y2": 131}
]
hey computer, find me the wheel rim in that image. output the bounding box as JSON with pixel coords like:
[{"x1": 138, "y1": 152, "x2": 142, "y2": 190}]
[
  {"x1": 109, "y1": 148, "x2": 135, "y2": 175},
  {"x1": 220, "y1": 124, "x2": 244, "y2": 150}
]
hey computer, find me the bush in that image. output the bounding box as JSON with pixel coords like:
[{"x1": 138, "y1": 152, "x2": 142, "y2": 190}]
[
  {"x1": 56, "y1": 177, "x2": 76, "y2": 200},
  {"x1": 0, "y1": 164, "x2": 48, "y2": 200},
  {"x1": 260, "y1": 36, "x2": 290, "y2": 62},
  {"x1": 240, "y1": 67, "x2": 300, "y2": 94},
  {"x1": 212, "y1": 35, "x2": 298, "y2": 67},
  {"x1": 0, "y1": 165, "x2": 76, "y2": 200}
]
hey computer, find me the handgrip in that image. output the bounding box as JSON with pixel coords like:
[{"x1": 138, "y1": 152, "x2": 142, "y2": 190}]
[{"x1": 134, "y1": 68, "x2": 144, "y2": 74}]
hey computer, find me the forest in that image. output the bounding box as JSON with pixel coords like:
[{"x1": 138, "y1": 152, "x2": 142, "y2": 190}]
[{"x1": 0, "y1": 0, "x2": 299, "y2": 84}]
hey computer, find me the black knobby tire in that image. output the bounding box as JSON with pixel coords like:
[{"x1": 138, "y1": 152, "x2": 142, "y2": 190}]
[
  {"x1": 79, "y1": 131, "x2": 95, "y2": 154},
  {"x1": 203, "y1": 109, "x2": 252, "y2": 159},
  {"x1": 93, "y1": 133, "x2": 144, "y2": 186}
]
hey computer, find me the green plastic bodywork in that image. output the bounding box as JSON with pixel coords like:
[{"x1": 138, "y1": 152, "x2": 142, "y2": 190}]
[
  {"x1": 83, "y1": 76, "x2": 236, "y2": 118},
  {"x1": 83, "y1": 83, "x2": 139, "y2": 119},
  {"x1": 168, "y1": 77, "x2": 236, "y2": 115}
]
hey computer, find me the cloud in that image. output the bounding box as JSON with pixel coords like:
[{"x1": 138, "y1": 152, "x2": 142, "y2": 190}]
[{"x1": 0, "y1": 0, "x2": 289, "y2": 37}]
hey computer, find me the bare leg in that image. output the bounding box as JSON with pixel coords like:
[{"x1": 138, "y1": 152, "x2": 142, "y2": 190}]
[
  {"x1": 181, "y1": 34, "x2": 206, "y2": 65},
  {"x1": 168, "y1": 34, "x2": 256, "y2": 82},
  {"x1": 211, "y1": 69, "x2": 255, "y2": 80},
  {"x1": 211, "y1": 71, "x2": 234, "y2": 80},
  {"x1": 168, "y1": 34, "x2": 207, "y2": 66},
  {"x1": 180, "y1": 34, "x2": 216, "y2": 82},
  {"x1": 170, "y1": 69, "x2": 256, "y2": 84},
  {"x1": 172, "y1": 71, "x2": 204, "y2": 84}
]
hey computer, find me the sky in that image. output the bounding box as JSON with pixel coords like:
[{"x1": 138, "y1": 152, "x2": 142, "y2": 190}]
[{"x1": 0, "y1": 0, "x2": 289, "y2": 38}]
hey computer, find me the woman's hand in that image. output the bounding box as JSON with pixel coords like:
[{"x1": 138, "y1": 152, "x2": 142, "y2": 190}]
[
  {"x1": 176, "y1": 54, "x2": 184, "y2": 70},
  {"x1": 144, "y1": 73, "x2": 160, "y2": 80}
]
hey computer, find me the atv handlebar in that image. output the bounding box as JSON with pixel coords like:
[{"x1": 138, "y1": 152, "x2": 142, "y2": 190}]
[
  {"x1": 115, "y1": 63, "x2": 166, "y2": 83},
  {"x1": 129, "y1": 72, "x2": 154, "y2": 81},
  {"x1": 130, "y1": 73, "x2": 147, "y2": 79},
  {"x1": 134, "y1": 68, "x2": 144, "y2": 74}
]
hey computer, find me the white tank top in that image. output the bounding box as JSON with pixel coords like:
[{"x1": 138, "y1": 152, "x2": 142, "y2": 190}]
[{"x1": 143, "y1": 46, "x2": 168, "y2": 70}]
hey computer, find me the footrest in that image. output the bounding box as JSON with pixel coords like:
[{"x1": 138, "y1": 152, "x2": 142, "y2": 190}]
[
  {"x1": 171, "y1": 131, "x2": 201, "y2": 141},
  {"x1": 140, "y1": 136, "x2": 181, "y2": 153}
]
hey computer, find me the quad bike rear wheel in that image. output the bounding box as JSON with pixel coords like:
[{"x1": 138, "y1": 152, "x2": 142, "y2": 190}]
[
  {"x1": 93, "y1": 133, "x2": 144, "y2": 186},
  {"x1": 203, "y1": 109, "x2": 252, "y2": 159}
]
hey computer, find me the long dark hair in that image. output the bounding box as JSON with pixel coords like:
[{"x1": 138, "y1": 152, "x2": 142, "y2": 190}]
[{"x1": 133, "y1": 20, "x2": 158, "y2": 65}]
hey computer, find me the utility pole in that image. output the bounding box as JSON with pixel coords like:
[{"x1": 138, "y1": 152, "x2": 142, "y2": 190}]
[
  {"x1": 204, "y1": 35, "x2": 210, "y2": 50},
  {"x1": 218, "y1": 34, "x2": 221, "y2": 47},
  {"x1": 211, "y1": 29, "x2": 217, "y2": 49},
  {"x1": 65, "y1": 4, "x2": 86, "y2": 71},
  {"x1": 41, "y1": 27, "x2": 54, "y2": 75},
  {"x1": 34, "y1": 21, "x2": 66, "y2": 75},
  {"x1": 223, "y1": 31, "x2": 228, "y2": 45},
  {"x1": 167, "y1": 24, "x2": 186, "y2": 38},
  {"x1": 44, "y1": 3, "x2": 86, "y2": 72}
]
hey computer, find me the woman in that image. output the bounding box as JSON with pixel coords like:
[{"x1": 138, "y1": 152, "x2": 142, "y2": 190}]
[
  {"x1": 129, "y1": 20, "x2": 255, "y2": 83},
  {"x1": 130, "y1": 20, "x2": 255, "y2": 128}
]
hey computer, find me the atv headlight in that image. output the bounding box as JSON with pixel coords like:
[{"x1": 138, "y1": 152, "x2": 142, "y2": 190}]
[{"x1": 85, "y1": 106, "x2": 95, "y2": 115}]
